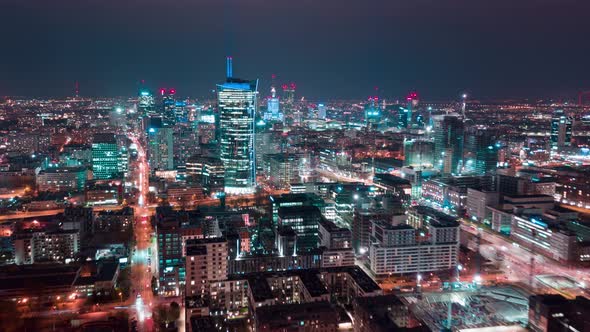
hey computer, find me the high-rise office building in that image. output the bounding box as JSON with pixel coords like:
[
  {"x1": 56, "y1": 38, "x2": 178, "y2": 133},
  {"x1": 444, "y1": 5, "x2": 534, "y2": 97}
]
[
  {"x1": 364, "y1": 96, "x2": 381, "y2": 128},
  {"x1": 92, "y1": 133, "x2": 121, "y2": 180},
  {"x1": 550, "y1": 109, "x2": 573, "y2": 150},
  {"x1": 433, "y1": 114, "x2": 464, "y2": 175},
  {"x1": 403, "y1": 138, "x2": 434, "y2": 168},
  {"x1": 405, "y1": 92, "x2": 419, "y2": 128},
  {"x1": 185, "y1": 155, "x2": 225, "y2": 196},
  {"x1": 160, "y1": 88, "x2": 177, "y2": 126},
  {"x1": 217, "y1": 57, "x2": 258, "y2": 194},
  {"x1": 263, "y1": 87, "x2": 283, "y2": 122},
  {"x1": 464, "y1": 127, "x2": 498, "y2": 175},
  {"x1": 282, "y1": 82, "x2": 296, "y2": 105},
  {"x1": 138, "y1": 89, "x2": 156, "y2": 117},
  {"x1": 147, "y1": 117, "x2": 174, "y2": 171},
  {"x1": 318, "y1": 103, "x2": 326, "y2": 119},
  {"x1": 277, "y1": 205, "x2": 322, "y2": 252}
]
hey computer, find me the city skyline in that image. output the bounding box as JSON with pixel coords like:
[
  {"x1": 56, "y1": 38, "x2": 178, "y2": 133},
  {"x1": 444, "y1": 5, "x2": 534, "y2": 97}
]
[
  {"x1": 2, "y1": 1, "x2": 590, "y2": 331},
  {"x1": 1, "y1": 0, "x2": 590, "y2": 100}
]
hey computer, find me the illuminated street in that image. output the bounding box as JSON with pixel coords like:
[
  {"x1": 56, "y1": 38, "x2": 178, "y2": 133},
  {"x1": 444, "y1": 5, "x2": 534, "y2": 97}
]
[
  {"x1": 462, "y1": 221, "x2": 590, "y2": 296},
  {"x1": 2, "y1": 2, "x2": 590, "y2": 330},
  {"x1": 128, "y1": 131, "x2": 156, "y2": 331}
]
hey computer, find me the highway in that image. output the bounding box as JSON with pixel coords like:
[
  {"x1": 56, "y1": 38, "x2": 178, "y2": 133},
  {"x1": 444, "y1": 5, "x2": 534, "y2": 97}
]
[{"x1": 0, "y1": 209, "x2": 65, "y2": 221}]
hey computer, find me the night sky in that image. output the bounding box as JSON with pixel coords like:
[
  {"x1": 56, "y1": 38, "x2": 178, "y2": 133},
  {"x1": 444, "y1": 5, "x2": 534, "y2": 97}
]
[{"x1": 1, "y1": 0, "x2": 590, "y2": 100}]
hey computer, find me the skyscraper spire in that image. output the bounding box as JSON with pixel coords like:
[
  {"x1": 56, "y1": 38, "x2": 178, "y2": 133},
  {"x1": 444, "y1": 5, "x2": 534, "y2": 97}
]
[{"x1": 226, "y1": 56, "x2": 233, "y2": 79}]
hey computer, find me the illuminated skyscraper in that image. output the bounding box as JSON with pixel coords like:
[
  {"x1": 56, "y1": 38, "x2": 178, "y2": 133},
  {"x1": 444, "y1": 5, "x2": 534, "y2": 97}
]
[
  {"x1": 318, "y1": 103, "x2": 327, "y2": 119},
  {"x1": 138, "y1": 89, "x2": 155, "y2": 117},
  {"x1": 217, "y1": 57, "x2": 258, "y2": 194},
  {"x1": 403, "y1": 139, "x2": 434, "y2": 168},
  {"x1": 147, "y1": 117, "x2": 174, "y2": 171},
  {"x1": 550, "y1": 109, "x2": 573, "y2": 150},
  {"x1": 92, "y1": 133, "x2": 120, "y2": 179},
  {"x1": 464, "y1": 127, "x2": 498, "y2": 175},
  {"x1": 405, "y1": 92, "x2": 419, "y2": 128},
  {"x1": 282, "y1": 83, "x2": 296, "y2": 104},
  {"x1": 263, "y1": 86, "x2": 283, "y2": 122},
  {"x1": 433, "y1": 114, "x2": 464, "y2": 175},
  {"x1": 364, "y1": 96, "x2": 381, "y2": 128},
  {"x1": 160, "y1": 88, "x2": 177, "y2": 126}
]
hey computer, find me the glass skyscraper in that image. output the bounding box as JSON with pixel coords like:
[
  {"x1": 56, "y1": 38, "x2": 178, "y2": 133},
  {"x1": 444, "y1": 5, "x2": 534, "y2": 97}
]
[
  {"x1": 464, "y1": 127, "x2": 498, "y2": 175},
  {"x1": 147, "y1": 117, "x2": 174, "y2": 171},
  {"x1": 92, "y1": 133, "x2": 120, "y2": 179},
  {"x1": 217, "y1": 57, "x2": 258, "y2": 194},
  {"x1": 433, "y1": 114, "x2": 464, "y2": 175}
]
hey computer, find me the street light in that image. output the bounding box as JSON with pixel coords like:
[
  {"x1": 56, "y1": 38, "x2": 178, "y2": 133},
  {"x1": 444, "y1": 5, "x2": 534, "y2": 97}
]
[
  {"x1": 118, "y1": 292, "x2": 123, "y2": 304},
  {"x1": 456, "y1": 264, "x2": 463, "y2": 282},
  {"x1": 474, "y1": 274, "x2": 482, "y2": 284}
]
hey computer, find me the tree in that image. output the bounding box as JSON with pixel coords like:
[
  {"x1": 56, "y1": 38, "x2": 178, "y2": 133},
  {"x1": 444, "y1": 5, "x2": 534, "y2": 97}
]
[
  {"x1": 169, "y1": 302, "x2": 180, "y2": 321},
  {"x1": 156, "y1": 302, "x2": 181, "y2": 328},
  {"x1": 117, "y1": 267, "x2": 132, "y2": 299}
]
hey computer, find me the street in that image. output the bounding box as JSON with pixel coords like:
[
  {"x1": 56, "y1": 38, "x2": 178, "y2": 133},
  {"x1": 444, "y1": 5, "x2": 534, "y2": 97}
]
[{"x1": 128, "y1": 132, "x2": 157, "y2": 331}]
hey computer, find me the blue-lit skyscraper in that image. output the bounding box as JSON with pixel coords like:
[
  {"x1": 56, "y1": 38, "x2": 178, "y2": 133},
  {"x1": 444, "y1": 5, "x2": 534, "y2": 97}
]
[
  {"x1": 263, "y1": 86, "x2": 283, "y2": 122},
  {"x1": 160, "y1": 88, "x2": 177, "y2": 126},
  {"x1": 217, "y1": 57, "x2": 258, "y2": 194},
  {"x1": 364, "y1": 96, "x2": 381, "y2": 128},
  {"x1": 138, "y1": 89, "x2": 155, "y2": 117},
  {"x1": 318, "y1": 103, "x2": 326, "y2": 119},
  {"x1": 92, "y1": 133, "x2": 121, "y2": 179}
]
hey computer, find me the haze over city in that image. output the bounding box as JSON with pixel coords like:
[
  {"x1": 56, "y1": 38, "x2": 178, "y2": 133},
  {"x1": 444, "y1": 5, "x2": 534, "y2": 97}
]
[{"x1": 1, "y1": 0, "x2": 590, "y2": 99}]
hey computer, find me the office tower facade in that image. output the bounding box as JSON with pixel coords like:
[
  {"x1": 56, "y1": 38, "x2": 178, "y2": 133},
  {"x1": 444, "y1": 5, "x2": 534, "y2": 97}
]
[
  {"x1": 550, "y1": 109, "x2": 573, "y2": 150},
  {"x1": 464, "y1": 127, "x2": 498, "y2": 175},
  {"x1": 185, "y1": 155, "x2": 225, "y2": 196},
  {"x1": 405, "y1": 92, "x2": 419, "y2": 128},
  {"x1": 156, "y1": 218, "x2": 184, "y2": 296},
  {"x1": 160, "y1": 88, "x2": 177, "y2": 126},
  {"x1": 267, "y1": 153, "x2": 300, "y2": 188},
  {"x1": 277, "y1": 205, "x2": 322, "y2": 252},
  {"x1": 36, "y1": 166, "x2": 88, "y2": 192},
  {"x1": 318, "y1": 218, "x2": 355, "y2": 267},
  {"x1": 185, "y1": 238, "x2": 228, "y2": 297},
  {"x1": 318, "y1": 103, "x2": 326, "y2": 119},
  {"x1": 138, "y1": 89, "x2": 156, "y2": 117},
  {"x1": 147, "y1": 117, "x2": 174, "y2": 171},
  {"x1": 368, "y1": 218, "x2": 459, "y2": 276},
  {"x1": 403, "y1": 139, "x2": 434, "y2": 168},
  {"x1": 364, "y1": 96, "x2": 381, "y2": 128},
  {"x1": 263, "y1": 87, "x2": 283, "y2": 122},
  {"x1": 433, "y1": 114, "x2": 464, "y2": 175},
  {"x1": 92, "y1": 133, "x2": 120, "y2": 180},
  {"x1": 217, "y1": 57, "x2": 258, "y2": 194},
  {"x1": 282, "y1": 82, "x2": 296, "y2": 104}
]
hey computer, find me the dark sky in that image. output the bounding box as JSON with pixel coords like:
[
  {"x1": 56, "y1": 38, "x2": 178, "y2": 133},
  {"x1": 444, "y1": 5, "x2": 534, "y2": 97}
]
[{"x1": 1, "y1": 0, "x2": 589, "y2": 100}]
